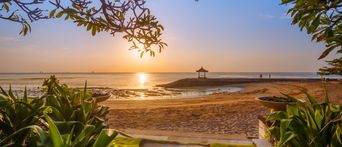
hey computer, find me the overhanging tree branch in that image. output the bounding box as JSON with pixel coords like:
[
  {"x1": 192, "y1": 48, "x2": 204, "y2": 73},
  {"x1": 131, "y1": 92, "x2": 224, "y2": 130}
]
[{"x1": 0, "y1": 0, "x2": 167, "y2": 57}]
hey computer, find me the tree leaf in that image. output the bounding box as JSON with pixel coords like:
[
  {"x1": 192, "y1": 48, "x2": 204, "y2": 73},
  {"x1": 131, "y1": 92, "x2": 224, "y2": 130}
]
[
  {"x1": 56, "y1": 11, "x2": 64, "y2": 18},
  {"x1": 91, "y1": 25, "x2": 96, "y2": 36},
  {"x1": 318, "y1": 45, "x2": 336, "y2": 59},
  {"x1": 86, "y1": 23, "x2": 92, "y2": 31},
  {"x1": 92, "y1": 130, "x2": 118, "y2": 147},
  {"x1": 45, "y1": 115, "x2": 64, "y2": 147},
  {"x1": 50, "y1": 9, "x2": 57, "y2": 18}
]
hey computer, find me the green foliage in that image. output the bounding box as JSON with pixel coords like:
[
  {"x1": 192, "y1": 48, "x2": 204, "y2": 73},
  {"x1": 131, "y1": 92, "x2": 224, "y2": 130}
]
[
  {"x1": 45, "y1": 115, "x2": 117, "y2": 147},
  {"x1": 210, "y1": 143, "x2": 255, "y2": 147},
  {"x1": 111, "y1": 137, "x2": 142, "y2": 147},
  {"x1": 0, "y1": 75, "x2": 114, "y2": 147},
  {"x1": 48, "y1": 0, "x2": 167, "y2": 57},
  {"x1": 266, "y1": 89, "x2": 342, "y2": 147},
  {"x1": 43, "y1": 75, "x2": 110, "y2": 145},
  {"x1": 0, "y1": 1, "x2": 31, "y2": 36},
  {"x1": 0, "y1": 86, "x2": 46, "y2": 146},
  {"x1": 0, "y1": 0, "x2": 167, "y2": 57},
  {"x1": 281, "y1": 0, "x2": 342, "y2": 60},
  {"x1": 319, "y1": 57, "x2": 342, "y2": 75}
]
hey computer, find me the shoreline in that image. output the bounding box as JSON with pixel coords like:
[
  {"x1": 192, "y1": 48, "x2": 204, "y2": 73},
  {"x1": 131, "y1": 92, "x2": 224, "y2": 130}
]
[
  {"x1": 101, "y1": 80, "x2": 341, "y2": 139},
  {"x1": 156, "y1": 78, "x2": 334, "y2": 88},
  {"x1": 5, "y1": 78, "x2": 340, "y2": 101}
]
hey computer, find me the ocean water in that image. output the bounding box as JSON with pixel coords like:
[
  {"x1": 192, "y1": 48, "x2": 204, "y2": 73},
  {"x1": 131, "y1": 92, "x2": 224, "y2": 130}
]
[
  {"x1": 0, "y1": 72, "x2": 337, "y2": 89},
  {"x1": 0, "y1": 72, "x2": 339, "y2": 99}
]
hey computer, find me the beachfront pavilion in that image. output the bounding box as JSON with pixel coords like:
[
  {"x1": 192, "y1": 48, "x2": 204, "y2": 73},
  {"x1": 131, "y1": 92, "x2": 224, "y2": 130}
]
[{"x1": 196, "y1": 67, "x2": 208, "y2": 79}]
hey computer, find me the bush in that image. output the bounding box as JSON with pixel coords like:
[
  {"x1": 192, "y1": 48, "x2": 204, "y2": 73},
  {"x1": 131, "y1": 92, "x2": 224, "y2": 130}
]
[
  {"x1": 266, "y1": 88, "x2": 342, "y2": 147},
  {"x1": 0, "y1": 86, "x2": 46, "y2": 146},
  {"x1": 0, "y1": 75, "x2": 116, "y2": 146}
]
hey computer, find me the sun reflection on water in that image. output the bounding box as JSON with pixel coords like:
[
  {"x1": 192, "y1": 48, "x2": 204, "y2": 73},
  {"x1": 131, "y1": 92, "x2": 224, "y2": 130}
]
[{"x1": 137, "y1": 72, "x2": 147, "y2": 88}]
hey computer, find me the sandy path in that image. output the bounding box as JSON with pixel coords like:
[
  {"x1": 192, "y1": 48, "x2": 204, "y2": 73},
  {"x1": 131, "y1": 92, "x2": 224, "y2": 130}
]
[{"x1": 100, "y1": 81, "x2": 341, "y2": 139}]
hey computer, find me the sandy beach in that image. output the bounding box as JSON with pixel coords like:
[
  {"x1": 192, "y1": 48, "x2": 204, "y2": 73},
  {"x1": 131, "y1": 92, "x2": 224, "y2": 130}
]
[{"x1": 100, "y1": 80, "x2": 342, "y2": 139}]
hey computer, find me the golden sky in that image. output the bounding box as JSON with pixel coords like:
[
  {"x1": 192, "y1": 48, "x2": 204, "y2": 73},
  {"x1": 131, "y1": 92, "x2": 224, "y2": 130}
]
[{"x1": 0, "y1": 0, "x2": 330, "y2": 73}]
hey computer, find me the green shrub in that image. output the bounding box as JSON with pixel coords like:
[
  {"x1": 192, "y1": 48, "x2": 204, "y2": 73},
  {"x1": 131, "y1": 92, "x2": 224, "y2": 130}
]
[
  {"x1": 0, "y1": 75, "x2": 115, "y2": 147},
  {"x1": 44, "y1": 114, "x2": 117, "y2": 147},
  {"x1": 267, "y1": 88, "x2": 342, "y2": 147},
  {"x1": 0, "y1": 86, "x2": 47, "y2": 146},
  {"x1": 43, "y1": 76, "x2": 109, "y2": 145}
]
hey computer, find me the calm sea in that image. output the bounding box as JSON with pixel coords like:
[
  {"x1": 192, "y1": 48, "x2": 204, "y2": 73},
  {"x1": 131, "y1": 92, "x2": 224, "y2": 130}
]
[
  {"x1": 0, "y1": 72, "x2": 340, "y2": 99},
  {"x1": 0, "y1": 72, "x2": 339, "y2": 90}
]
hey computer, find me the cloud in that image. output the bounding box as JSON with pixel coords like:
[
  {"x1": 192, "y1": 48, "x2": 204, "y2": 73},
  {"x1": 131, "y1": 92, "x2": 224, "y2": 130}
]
[
  {"x1": 258, "y1": 13, "x2": 292, "y2": 20},
  {"x1": 0, "y1": 36, "x2": 19, "y2": 42},
  {"x1": 259, "y1": 13, "x2": 275, "y2": 19}
]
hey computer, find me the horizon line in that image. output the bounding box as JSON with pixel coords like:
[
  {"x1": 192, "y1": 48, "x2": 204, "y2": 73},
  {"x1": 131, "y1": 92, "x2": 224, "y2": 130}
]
[{"x1": 0, "y1": 71, "x2": 320, "y2": 74}]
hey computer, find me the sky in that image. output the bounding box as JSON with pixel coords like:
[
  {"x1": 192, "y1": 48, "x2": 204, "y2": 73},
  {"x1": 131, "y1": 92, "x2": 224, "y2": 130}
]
[{"x1": 0, "y1": 0, "x2": 334, "y2": 73}]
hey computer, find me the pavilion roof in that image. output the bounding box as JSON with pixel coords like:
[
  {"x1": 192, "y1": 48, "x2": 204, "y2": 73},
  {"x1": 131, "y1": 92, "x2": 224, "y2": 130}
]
[{"x1": 196, "y1": 67, "x2": 208, "y2": 72}]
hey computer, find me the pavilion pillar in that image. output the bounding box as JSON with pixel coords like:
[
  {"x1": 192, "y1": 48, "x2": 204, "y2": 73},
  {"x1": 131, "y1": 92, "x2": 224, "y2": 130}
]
[{"x1": 196, "y1": 67, "x2": 208, "y2": 79}]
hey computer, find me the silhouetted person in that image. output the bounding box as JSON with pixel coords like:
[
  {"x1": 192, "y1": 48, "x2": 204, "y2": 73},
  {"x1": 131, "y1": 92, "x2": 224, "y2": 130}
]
[
  {"x1": 269, "y1": 73, "x2": 271, "y2": 79},
  {"x1": 260, "y1": 74, "x2": 263, "y2": 79}
]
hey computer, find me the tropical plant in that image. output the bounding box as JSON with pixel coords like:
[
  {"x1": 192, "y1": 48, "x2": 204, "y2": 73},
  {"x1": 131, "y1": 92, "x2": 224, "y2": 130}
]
[
  {"x1": 266, "y1": 89, "x2": 342, "y2": 147},
  {"x1": 0, "y1": 86, "x2": 47, "y2": 146},
  {"x1": 43, "y1": 75, "x2": 110, "y2": 146},
  {"x1": 44, "y1": 114, "x2": 117, "y2": 147},
  {"x1": 0, "y1": 75, "x2": 116, "y2": 146}
]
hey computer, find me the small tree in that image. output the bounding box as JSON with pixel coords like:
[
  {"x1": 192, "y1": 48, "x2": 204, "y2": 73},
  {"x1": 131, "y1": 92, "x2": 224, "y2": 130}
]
[
  {"x1": 281, "y1": 0, "x2": 342, "y2": 75},
  {"x1": 0, "y1": 0, "x2": 166, "y2": 57}
]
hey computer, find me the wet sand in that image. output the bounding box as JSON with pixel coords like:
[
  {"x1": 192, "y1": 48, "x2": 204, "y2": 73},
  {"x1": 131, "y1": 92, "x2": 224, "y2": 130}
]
[{"x1": 100, "y1": 80, "x2": 342, "y2": 139}]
